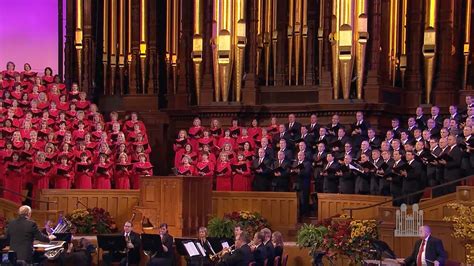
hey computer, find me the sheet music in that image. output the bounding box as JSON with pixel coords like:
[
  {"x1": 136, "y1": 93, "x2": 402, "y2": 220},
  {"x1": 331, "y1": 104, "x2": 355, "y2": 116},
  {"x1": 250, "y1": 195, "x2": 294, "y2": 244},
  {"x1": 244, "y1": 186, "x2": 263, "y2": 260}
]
[
  {"x1": 195, "y1": 242, "x2": 206, "y2": 256},
  {"x1": 349, "y1": 164, "x2": 363, "y2": 173},
  {"x1": 221, "y1": 241, "x2": 230, "y2": 249},
  {"x1": 184, "y1": 242, "x2": 200, "y2": 257}
]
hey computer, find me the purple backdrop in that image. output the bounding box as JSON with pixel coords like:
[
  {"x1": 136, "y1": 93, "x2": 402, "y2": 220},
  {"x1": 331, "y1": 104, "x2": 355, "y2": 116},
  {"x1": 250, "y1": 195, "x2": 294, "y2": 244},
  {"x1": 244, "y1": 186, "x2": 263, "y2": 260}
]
[{"x1": 0, "y1": 0, "x2": 59, "y2": 73}]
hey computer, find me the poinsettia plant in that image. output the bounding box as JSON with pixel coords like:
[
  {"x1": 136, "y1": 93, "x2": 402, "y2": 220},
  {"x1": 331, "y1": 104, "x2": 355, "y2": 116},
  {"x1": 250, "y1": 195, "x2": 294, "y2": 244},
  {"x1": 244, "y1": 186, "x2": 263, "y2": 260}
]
[{"x1": 66, "y1": 207, "x2": 117, "y2": 234}]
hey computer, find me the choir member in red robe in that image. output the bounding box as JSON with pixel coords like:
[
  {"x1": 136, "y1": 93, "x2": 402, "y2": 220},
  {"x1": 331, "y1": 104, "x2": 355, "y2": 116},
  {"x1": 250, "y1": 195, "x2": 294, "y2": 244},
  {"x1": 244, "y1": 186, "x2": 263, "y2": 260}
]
[
  {"x1": 4, "y1": 153, "x2": 24, "y2": 204},
  {"x1": 174, "y1": 143, "x2": 197, "y2": 168},
  {"x1": 236, "y1": 128, "x2": 256, "y2": 151},
  {"x1": 216, "y1": 129, "x2": 235, "y2": 152},
  {"x1": 95, "y1": 154, "x2": 113, "y2": 189},
  {"x1": 173, "y1": 130, "x2": 189, "y2": 153},
  {"x1": 188, "y1": 117, "x2": 205, "y2": 151},
  {"x1": 53, "y1": 156, "x2": 74, "y2": 189},
  {"x1": 106, "y1": 111, "x2": 122, "y2": 131},
  {"x1": 0, "y1": 142, "x2": 14, "y2": 162},
  {"x1": 11, "y1": 131, "x2": 25, "y2": 150},
  {"x1": 124, "y1": 112, "x2": 146, "y2": 133},
  {"x1": 47, "y1": 75, "x2": 66, "y2": 93},
  {"x1": 32, "y1": 152, "x2": 52, "y2": 191},
  {"x1": 247, "y1": 118, "x2": 263, "y2": 140},
  {"x1": 196, "y1": 152, "x2": 215, "y2": 177},
  {"x1": 75, "y1": 152, "x2": 94, "y2": 189},
  {"x1": 114, "y1": 153, "x2": 132, "y2": 189},
  {"x1": 221, "y1": 143, "x2": 237, "y2": 164},
  {"x1": 198, "y1": 130, "x2": 216, "y2": 152},
  {"x1": 2, "y1": 62, "x2": 18, "y2": 85},
  {"x1": 114, "y1": 143, "x2": 130, "y2": 163},
  {"x1": 76, "y1": 92, "x2": 90, "y2": 110},
  {"x1": 19, "y1": 93, "x2": 30, "y2": 109},
  {"x1": 72, "y1": 122, "x2": 87, "y2": 142},
  {"x1": 36, "y1": 93, "x2": 50, "y2": 110},
  {"x1": 231, "y1": 154, "x2": 253, "y2": 191},
  {"x1": 21, "y1": 63, "x2": 37, "y2": 85},
  {"x1": 198, "y1": 145, "x2": 217, "y2": 164},
  {"x1": 108, "y1": 123, "x2": 123, "y2": 143},
  {"x1": 209, "y1": 118, "x2": 223, "y2": 139},
  {"x1": 57, "y1": 94, "x2": 69, "y2": 111},
  {"x1": 44, "y1": 143, "x2": 58, "y2": 164},
  {"x1": 20, "y1": 141, "x2": 34, "y2": 187},
  {"x1": 74, "y1": 142, "x2": 93, "y2": 162},
  {"x1": 242, "y1": 142, "x2": 255, "y2": 162},
  {"x1": 266, "y1": 116, "x2": 279, "y2": 135},
  {"x1": 228, "y1": 118, "x2": 241, "y2": 138},
  {"x1": 215, "y1": 153, "x2": 232, "y2": 191},
  {"x1": 176, "y1": 155, "x2": 196, "y2": 176},
  {"x1": 42, "y1": 67, "x2": 54, "y2": 85},
  {"x1": 132, "y1": 153, "x2": 154, "y2": 188},
  {"x1": 69, "y1": 83, "x2": 81, "y2": 102}
]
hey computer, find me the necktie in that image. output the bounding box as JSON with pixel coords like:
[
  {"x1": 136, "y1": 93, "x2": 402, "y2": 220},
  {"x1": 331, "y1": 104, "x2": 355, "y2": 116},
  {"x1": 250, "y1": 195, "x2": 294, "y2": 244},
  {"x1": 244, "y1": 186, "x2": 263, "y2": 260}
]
[
  {"x1": 417, "y1": 239, "x2": 426, "y2": 266},
  {"x1": 259, "y1": 158, "x2": 263, "y2": 164},
  {"x1": 279, "y1": 160, "x2": 282, "y2": 165}
]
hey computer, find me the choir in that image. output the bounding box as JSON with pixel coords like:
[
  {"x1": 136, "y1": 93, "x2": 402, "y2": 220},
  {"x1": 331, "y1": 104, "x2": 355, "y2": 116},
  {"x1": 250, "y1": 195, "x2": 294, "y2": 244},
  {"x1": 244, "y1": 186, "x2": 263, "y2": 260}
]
[
  {"x1": 0, "y1": 61, "x2": 154, "y2": 205},
  {"x1": 174, "y1": 104, "x2": 474, "y2": 209}
]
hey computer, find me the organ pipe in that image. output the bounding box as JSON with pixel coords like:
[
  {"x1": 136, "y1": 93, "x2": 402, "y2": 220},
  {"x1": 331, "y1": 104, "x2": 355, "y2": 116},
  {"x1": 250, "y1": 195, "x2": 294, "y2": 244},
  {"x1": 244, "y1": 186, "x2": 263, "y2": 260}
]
[{"x1": 422, "y1": 0, "x2": 437, "y2": 104}]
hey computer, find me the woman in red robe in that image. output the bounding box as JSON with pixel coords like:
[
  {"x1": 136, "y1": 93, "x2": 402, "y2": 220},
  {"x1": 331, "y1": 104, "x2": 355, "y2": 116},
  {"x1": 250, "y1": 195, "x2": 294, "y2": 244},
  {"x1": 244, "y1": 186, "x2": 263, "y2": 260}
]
[
  {"x1": 173, "y1": 129, "x2": 189, "y2": 153},
  {"x1": 132, "y1": 153, "x2": 154, "y2": 188},
  {"x1": 247, "y1": 118, "x2": 262, "y2": 140},
  {"x1": 231, "y1": 153, "x2": 253, "y2": 191},
  {"x1": 42, "y1": 67, "x2": 54, "y2": 85},
  {"x1": 209, "y1": 119, "x2": 223, "y2": 139},
  {"x1": 216, "y1": 129, "x2": 235, "y2": 152},
  {"x1": 31, "y1": 152, "x2": 52, "y2": 197},
  {"x1": 75, "y1": 152, "x2": 93, "y2": 189},
  {"x1": 266, "y1": 116, "x2": 279, "y2": 135},
  {"x1": 53, "y1": 156, "x2": 74, "y2": 189},
  {"x1": 176, "y1": 155, "x2": 196, "y2": 176},
  {"x1": 198, "y1": 130, "x2": 216, "y2": 152},
  {"x1": 242, "y1": 142, "x2": 255, "y2": 162},
  {"x1": 198, "y1": 145, "x2": 216, "y2": 164},
  {"x1": 174, "y1": 143, "x2": 197, "y2": 168},
  {"x1": 114, "y1": 153, "x2": 132, "y2": 189},
  {"x1": 4, "y1": 152, "x2": 24, "y2": 204},
  {"x1": 215, "y1": 153, "x2": 232, "y2": 191},
  {"x1": 228, "y1": 118, "x2": 241, "y2": 139},
  {"x1": 196, "y1": 152, "x2": 215, "y2": 177},
  {"x1": 95, "y1": 154, "x2": 113, "y2": 189},
  {"x1": 236, "y1": 128, "x2": 256, "y2": 151}
]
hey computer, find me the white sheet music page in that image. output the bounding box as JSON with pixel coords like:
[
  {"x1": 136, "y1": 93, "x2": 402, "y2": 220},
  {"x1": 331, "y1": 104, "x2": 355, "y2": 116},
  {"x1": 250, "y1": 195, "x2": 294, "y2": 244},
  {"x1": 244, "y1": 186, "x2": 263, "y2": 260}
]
[
  {"x1": 184, "y1": 242, "x2": 200, "y2": 256},
  {"x1": 195, "y1": 242, "x2": 206, "y2": 256}
]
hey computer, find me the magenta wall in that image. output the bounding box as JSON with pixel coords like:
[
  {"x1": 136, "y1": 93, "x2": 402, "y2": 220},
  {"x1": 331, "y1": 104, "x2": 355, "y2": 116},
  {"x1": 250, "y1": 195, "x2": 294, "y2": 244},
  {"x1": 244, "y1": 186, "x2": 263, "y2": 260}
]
[{"x1": 0, "y1": 0, "x2": 59, "y2": 74}]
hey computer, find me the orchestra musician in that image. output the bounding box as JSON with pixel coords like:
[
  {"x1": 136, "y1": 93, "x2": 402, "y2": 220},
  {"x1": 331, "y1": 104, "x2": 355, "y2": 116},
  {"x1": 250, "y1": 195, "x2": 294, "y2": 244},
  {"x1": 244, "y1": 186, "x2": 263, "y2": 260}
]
[
  {"x1": 103, "y1": 221, "x2": 141, "y2": 266},
  {"x1": 261, "y1": 228, "x2": 275, "y2": 266},
  {"x1": 250, "y1": 232, "x2": 267, "y2": 266},
  {"x1": 271, "y1": 231, "x2": 284, "y2": 266},
  {"x1": 217, "y1": 232, "x2": 254, "y2": 266},
  {"x1": 148, "y1": 223, "x2": 174, "y2": 266},
  {"x1": 5, "y1": 205, "x2": 55, "y2": 264},
  {"x1": 197, "y1": 226, "x2": 216, "y2": 265}
]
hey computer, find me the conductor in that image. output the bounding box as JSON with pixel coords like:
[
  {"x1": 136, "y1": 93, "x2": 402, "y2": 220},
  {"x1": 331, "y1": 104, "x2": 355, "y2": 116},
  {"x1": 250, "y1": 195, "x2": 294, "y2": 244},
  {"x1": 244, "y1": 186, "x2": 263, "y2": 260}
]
[{"x1": 5, "y1": 205, "x2": 56, "y2": 264}]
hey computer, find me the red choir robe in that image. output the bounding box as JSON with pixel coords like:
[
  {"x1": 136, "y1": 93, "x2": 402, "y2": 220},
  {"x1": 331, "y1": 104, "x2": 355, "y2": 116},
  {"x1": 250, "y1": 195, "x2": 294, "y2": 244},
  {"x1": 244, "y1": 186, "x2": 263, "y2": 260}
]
[
  {"x1": 209, "y1": 127, "x2": 223, "y2": 139},
  {"x1": 215, "y1": 161, "x2": 232, "y2": 191},
  {"x1": 12, "y1": 140, "x2": 25, "y2": 151},
  {"x1": 132, "y1": 162, "x2": 154, "y2": 189},
  {"x1": 195, "y1": 161, "x2": 215, "y2": 177},
  {"x1": 53, "y1": 164, "x2": 74, "y2": 189},
  {"x1": 216, "y1": 137, "x2": 236, "y2": 152},
  {"x1": 32, "y1": 161, "x2": 52, "y2": 190},
  {"x1": 174, "y1": 150, "x2": 198, "y2": 168},
  {"x1": 247, "y1": 127, "x2": 262, "y2": 140},
  {"x1": 114, "y1": 163, "x2": 133, "y2": 189},
  {"x1": 73, "y1": 149, "x2": 92, "y2": 162},
  {"x1": 36, "y1": 101, "x2": 50, "y2": 110},
  {"x1": 231, "y1": 161, "x2": 252, "y2": 191},
  {"x1": 198, "y1": 152, "x2": 217, "y2": 165},
  {"x1": 75, "y1": 162, "x2": 93, "y2": 189},
  {"x1": 236, "y1": 136, "x2": 256, "y2": 151},
  {"x1": 44, "y1": 152, "x2": 58, "y2": 164},
  {"x1": 228, "y1": 126, "x2": 241, "y2": 138},
  {"x1": 72, "y1": 129, "x2": 87, "y2": 142},
  {"x1": 173, "y1": 138, "x2": 188, "y2": 153},
  {"x1": 57, "y1": 101, "x2": 69, "y2": 111},
  {"x1": 95, "y1": 162, "x2": 113, "y2": 189},
  {"x1": 176, "y1": 164, "x2": 196, "y2": 176},
  {"x1": 198, "y1": 137, "x2": 216, "y2": 151},
  {"x1": 4, "y1": 161, "x2": 24, "y2": 204},
  {"x1": 75, "y1": 100, "x2": 90, "y2": 110},
  {"x1": 30, "y1": 140, "x2": 46, "y2": 151},
  {"x1": 42, "y1": 75, "x2": 54, "y2": 85},
  {"x1": 0, "y1": 149, "x2": 13, "y2": 163}
]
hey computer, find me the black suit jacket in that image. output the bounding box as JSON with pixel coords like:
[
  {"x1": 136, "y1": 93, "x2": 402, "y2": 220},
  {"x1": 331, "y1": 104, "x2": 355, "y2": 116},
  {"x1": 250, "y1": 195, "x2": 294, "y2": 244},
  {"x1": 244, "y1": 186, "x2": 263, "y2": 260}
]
[
  {"x1": 264, "y1": 241, "x2": 275, "y2": 266},
  {"x1": 254, "y1": 244, "x2": 267, "y2": 266},
  {"x1": 125, "y1": 231, "x2": 141, "y2": 264},
  {"x1": 6, "y1": 215, "x2": 50, "y2": 263},
  {"x1": 285, "y1": 122, "x2": 302, "y2": 141},
  {"x1": 306, "y1": 123, "x2": 321, "y2": 138},
  {"x1": 444, "y1": 145, "x2": 462, "y2": 181},
  {"x1": 405, "y1": 236, "x2": 446, "y2": 266},
  {"x1": 322, "y1": 161, "x2": 340, "y2": 193},
  {"x1": 219, "y1": 244, "x2": 254, "y2": 266}
]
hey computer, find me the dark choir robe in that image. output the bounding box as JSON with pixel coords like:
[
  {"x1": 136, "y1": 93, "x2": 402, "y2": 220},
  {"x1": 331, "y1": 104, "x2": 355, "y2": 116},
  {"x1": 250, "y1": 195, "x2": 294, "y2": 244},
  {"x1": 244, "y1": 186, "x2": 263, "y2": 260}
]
[
  {"x1": 286, "y1": 121, "x2": 302, "y2": 141},
  {"x1": 338, "y1": 165, "x2": 356, "y2": 194},
  {"x1": 443, "y1": 145, "x2": 463, "y2": 194},
  {"x1": 272, "y1": 132, "x2": 293, "y2": 150},
  {"x1": 75, "y1": 162, "x2": 94, "y2": 189},
  {"x1": 312, "y1": 151, "x2": 327, "y2": 193},
  {"x1": 378, "y1": 159, "x2": 395, "y2": 196},
  {"x1": 217, "y1": 244, "x2": 254, "y2": 266},
  {"x1": 402, "y1": 160, "x2": 423, "y2": 205},
  {"x1": 53, "y1": 164, "x2": 74, "y2": 189},
  {"x1": 94, "y1": 163, "x2": 113, "y2": 189},
  {"x1": 272, "y1": 159, "x2": 291, "y2": 192},
  {"x1": 252, "y1": 157, "x2": 273, "y2": 191},
  {"x1": 232, "y1": 161, "x2": 252, "y2": 191},
  {"x1": 264, "y1": 241, "x2": 276, "y2": 266},
  {"x1": 368, "y1": 136, "x2": 382, "y2": 150},
  {"x1": 215, "y1": 161, "x2": 232, "y2": 191},
  {"x1": 4, "y1": 161, "x2": 24, "y2": 204},
  {"x1": 132, "y1": 162, "x2": 153, "y2": 189},
  {"x1": 355, "y1": 166, "x2": 371, "y2": 195},
  {"x1": 196, "y1": 161, "x2": 215, "y2": 177},
  {"x1": 370, "y1": 158, "x2": 384, "y2": 195},
  {"x1": 292, "y1": 160, "x2": 312, "y2": 216},
  {"x1": 322, "y1": 161, "x2": 340, "y2": 193},
  {"x1": 425, "y1": 146, "x2": 442, "y2": 187},
  {"x1": 389, "y1": 160, "x2": 406, "y2": 206}
]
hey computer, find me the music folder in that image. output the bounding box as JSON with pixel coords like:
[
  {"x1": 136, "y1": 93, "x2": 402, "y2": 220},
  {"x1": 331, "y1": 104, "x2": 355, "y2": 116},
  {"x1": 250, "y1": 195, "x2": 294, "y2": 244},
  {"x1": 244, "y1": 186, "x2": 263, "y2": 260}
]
[
  {"x1": 175, "y1": 238, "x2": 206, "y2": 258},
  {"x1": 197, "y1": 165, "x2": 210, "y2": 173},
  {"x1": 231, "y1": 163, "x2": 247, "y2": 172}
]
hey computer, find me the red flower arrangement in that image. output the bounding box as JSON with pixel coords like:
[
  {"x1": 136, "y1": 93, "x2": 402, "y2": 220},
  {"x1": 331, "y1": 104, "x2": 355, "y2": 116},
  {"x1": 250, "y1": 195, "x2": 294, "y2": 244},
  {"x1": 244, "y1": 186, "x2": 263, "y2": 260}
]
[
  {"x1": 66, "y1": 207, "x2": 117, "y2": 234},
  {"x1": 223, "y1": 211, "x2": 271, "y2": 237}
]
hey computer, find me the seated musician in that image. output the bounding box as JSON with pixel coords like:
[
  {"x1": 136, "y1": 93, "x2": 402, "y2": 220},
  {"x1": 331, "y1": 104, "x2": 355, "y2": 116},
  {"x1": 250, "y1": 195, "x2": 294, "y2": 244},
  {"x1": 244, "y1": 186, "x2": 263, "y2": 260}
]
[
  {"x1": 58, "y1": 237, "x2": 96, "y2": 266},
  {"x1": 197, "y1": 226, "x2": 216, "y2": 265},
  {"x1": 217, "y1": 232, "x2": 254, "y2": 266},
  {"x1": 250, "y1": 232, "x2": 267, "y2": 266},
  {"x1": 261, "y1": 228, "x2": 275, "y2": 266},
  {"x1": 271, "y1": 231, "x2": 284, "y2": 266},
  {"x1": 103, "y1": 221, "x2": 141, "y2": 266},
  {"x1": 148, "y1": 223, "x2": 174, "y2": 266}
]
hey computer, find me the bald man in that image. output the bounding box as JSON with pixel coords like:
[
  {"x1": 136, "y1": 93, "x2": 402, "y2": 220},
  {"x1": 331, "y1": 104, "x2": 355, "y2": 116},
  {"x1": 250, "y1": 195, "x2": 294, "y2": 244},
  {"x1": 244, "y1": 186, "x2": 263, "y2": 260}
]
[
  {"x1": 6, "y1": 205, "x2": 55, "y2": 264},
  {"x1": 403, "y1": 225, "x2": 446, "y2": 266}
]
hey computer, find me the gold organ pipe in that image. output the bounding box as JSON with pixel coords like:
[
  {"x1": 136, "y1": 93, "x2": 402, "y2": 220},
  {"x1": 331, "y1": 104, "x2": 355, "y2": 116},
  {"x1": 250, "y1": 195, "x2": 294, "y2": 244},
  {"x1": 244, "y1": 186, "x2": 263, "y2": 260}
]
[
  {"x1": 272, "y1": 0, "x2": 278, "y2": 86},
  {"x1": 288, "y1": 0, "x2": 294, "y2": 85},
  {"x1": 338, "y1": 0, "x2": 354, "y2": 100},
  {"x1": 330, "y1": 0, "x2": 340, "y2": 99},
  {"x1": 127, "y1": 0, "x2": 131, "y2": 62},
  {"x1": 166, "y1": 0, "x2": 171, "y2": 64},
  {"x1": 400, "y1": 0, "x2": 408, "y2": 88},
  {"x1": 388, "y1": 0, "x2": 399, "y2": 85},
  {"x1": 111, "y1": 0, "x2": 118, "y2": 94},
  {"x1": 302, "y1": 0, "x2": 308, "y2": 85},
  {"x1": 103, "y1": 0, "x2": 109, "y2": 94},
  {"x1": 212, "y1": 0, "x2": 220, "y2": 101},
  {"x1": 192, "y1": 0, "x2": 203, "y2": 104},
  {"x1": 294, "y1": 0, "x2": 302, "y2": 85},
  {"x1": 318, "y1": 0, "x2": 324, "y2": 85},
  {"x1": 423, "y1": 0, "x2": 437, "y2": 104},
  {"x1": 264, "y1": 0, "x2": 272, "y2": 86},
  {"x1": 75, "y1": 0, "x2": 83, "y2": 87},
  {"x1": 119, "y1": 0, "x2": 125, "y2": 66},
  {"x1": 139, "y1": 0, "x2": 147, "y2": 92},
  {"x1": 256, "y1": 0, "x2": 264, "y2": 77},
  {"x1": 463, "y1": 0, "x2": 472, "y2": 89},
  {"x1": 218, "y1": 0, "x2": 233, "y2": 102},
  {"x1": 234, "y1": 0, "x2": 246, "y2": 102},
  {"x1": 171, "y1": 0, "x2": 179, "y2": 94},
  {"x1": 355, "y1": 0, "x2": 368, "y2": 99}
]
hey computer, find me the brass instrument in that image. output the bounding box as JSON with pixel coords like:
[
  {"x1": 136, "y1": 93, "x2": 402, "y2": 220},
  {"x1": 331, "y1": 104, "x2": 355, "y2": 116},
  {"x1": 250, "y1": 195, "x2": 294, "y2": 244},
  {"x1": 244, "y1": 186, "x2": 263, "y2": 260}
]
[
  {"x1": 44, "y1": 217, "x2": 72, "y2": 260},
  {"x1": 209, "y1": 244, "x2": 235, "y2": 261}
]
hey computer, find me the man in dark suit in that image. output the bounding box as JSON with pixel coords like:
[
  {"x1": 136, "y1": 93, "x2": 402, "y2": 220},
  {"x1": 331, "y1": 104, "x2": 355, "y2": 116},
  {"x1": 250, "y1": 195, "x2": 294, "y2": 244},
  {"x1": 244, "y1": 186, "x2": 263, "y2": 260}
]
[
  {"x1": 313, "y1": 143, "x2": 327, "y2": 193},
  {"x1": 327, "y1": 114, "x2": 342, "y2": 136},
  {"x1": 277, "y1": 139, "x2": 294, "y2": 162},
  {"x1": 148, "y1": 223, "x2": 174, "y2": 266},
  {"x1": 103, "y1": 221, "x2": 141, "y2": 266},
  {"x1": 407, "y1": 117, "x2": 419, "y2": 137},
  {"x1": 285, "y1": 113, "x2": 302, "y2": 142},
  {"x1": 321, "y1": 153, "x2": 340, "y2": 193},
  {"x1": 370, "y1": 149, "x2": 384, "y2": 195},
  {"x1": 218, "y1": 232, "x2": 254, "y2": 266},
  {"x1": 261, "y1": 228, "x2": 275, "y2": 266},
  {"x1": 403, "y1": 225, "x2": 446, "y2": 266},
  {"x1": 377, "y1": 150, "x2": 395, "y2": 196},
  {"x1": 431, "y1": 106, "x2": 444, "y2": 128},
  {"x1": 272, "y1": 151, "x2": 291, "y2": 192},
  {"x1": 337, "y1": 154, "x2": 356, "y2": 194},
  {"x1": 426, "y1": 119, "x2": 441, "y2": 139},
  {"x1": 401, "y1": 151, "x2": 423, "y2": 205},
  {"x1": 448, "y1": 105, "x2": 461, "y2": 124},
  {"x1": 306, "y1": 114, "x2": 321, "y2": 138},
  {"x1": 291, "y1": 152, "x2": 312, "y2": 217},
  {"x1": 250, "y1": 232, "x2": 267, "y2": 266},
  {"x1": 260, "y1": 137, "x2": 275, "y2": 160},
  {"x1": 415, "y1": 106, "x2": 428, "y2": 130},
  {"x1": 367, "y1": 128, "x2": 382, "y2": 150},
  {"x1": 298, "y1": 126, "x2": 316, "y2": 153},
  {"x1": 273, "y1": 124, "x2": 293, "y2": 151},
  {"x1": 252, "y1": 148, "x2": 274, "y2": 191},
  {"x1": 389, "y1": 150, "x2": 405, "y2": 206},
  {"x1": 440, "y1": 135, "x2": 463, "y2": 194},
  {"x1": 5, "y1": 205, "x2": 55, "y2": 264}
]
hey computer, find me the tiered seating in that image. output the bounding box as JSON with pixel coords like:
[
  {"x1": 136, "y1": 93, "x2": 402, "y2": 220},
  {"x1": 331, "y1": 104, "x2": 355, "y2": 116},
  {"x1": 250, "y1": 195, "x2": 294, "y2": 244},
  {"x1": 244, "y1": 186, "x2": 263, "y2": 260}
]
[{"x1": 0, "y1": 61, "x2": 153, "y2": 204}]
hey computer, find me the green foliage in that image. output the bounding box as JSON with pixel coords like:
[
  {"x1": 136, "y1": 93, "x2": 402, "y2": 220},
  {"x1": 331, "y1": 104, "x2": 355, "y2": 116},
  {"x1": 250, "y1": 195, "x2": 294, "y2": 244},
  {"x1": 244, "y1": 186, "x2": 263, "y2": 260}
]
[
  {"x1": 296, "y1": 224, "x2": 328, "y2": 255},
  {"x1": 207, "y1": 217, "x2": 236, "y2": 239}
]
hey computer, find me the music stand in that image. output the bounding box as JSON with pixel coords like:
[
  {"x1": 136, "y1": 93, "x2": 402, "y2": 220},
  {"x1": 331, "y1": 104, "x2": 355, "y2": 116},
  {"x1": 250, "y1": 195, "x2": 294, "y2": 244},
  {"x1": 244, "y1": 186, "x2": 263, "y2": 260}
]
[
  {"x1": 175, "y1": 238, "x2": 208, "y2": 266},
  {"x1": 97, "y1": 234, "x2": 127, "y2": 266},
  {"x1": 53, "y1": 233, "x2": 72, "y2": 243},
  {"x1": 370, "y1": 239, "x2": 397, "y2": 266},
  {"x1": 141, "y1": 234, "x2": 164, "y2": 258}
]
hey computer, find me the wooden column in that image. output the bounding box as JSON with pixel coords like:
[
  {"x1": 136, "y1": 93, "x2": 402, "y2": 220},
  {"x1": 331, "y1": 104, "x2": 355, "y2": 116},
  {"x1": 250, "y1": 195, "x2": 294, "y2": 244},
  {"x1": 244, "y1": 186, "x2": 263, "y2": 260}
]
[
  {"x1": 242, "y1": 0, "x2": 258, "y2": 105},
  {"x1": 64, "y1": 0, "x2": 76, "y2": 87},
  {"x1": 128, "y1": 0, "x2": 140, "y2": 94},
  {"x1": 304, "y1": 0, "x2": 316, "y2": 85},
  {"x1": 404, "y1": 0, "x2": 424, "y2": 108},
  {"x1": 364, "y1": 0, "x2": 382, "y2": 103},
  {"x1": 275, "y1": 0, "x2": 287, "y2": 86},
  {"x1": 433, "y1": 0, "x2": 457, "y2": 107},
  {"x1": 147, "y1": 0, "x2": 158, "y2": 95},
  {"x1": 82, "y1": 0, "x2": 95, "y2": 95},
  {"x1": 199, "y1": 0, "x2": 214, "y2": 105}
]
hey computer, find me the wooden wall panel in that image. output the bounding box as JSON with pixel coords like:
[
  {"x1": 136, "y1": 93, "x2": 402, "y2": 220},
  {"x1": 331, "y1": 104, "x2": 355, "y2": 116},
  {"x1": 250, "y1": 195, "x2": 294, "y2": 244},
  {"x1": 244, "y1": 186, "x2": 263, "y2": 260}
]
[
  {"x1": 419, "y1": 193, "x2": 457, "y2": 221},
  {"x1": 211, "y1": 192, "x2": 298, "y2": 235},
  {"x1": 317, "y1": 193, "x2": 392, "y2": 220},
  {"x1": 38, "y1": 189, "x2": 140, "y2": 228},
  {"x1": 0, "y1": 199, "x2": 58, "y2": 227}
]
